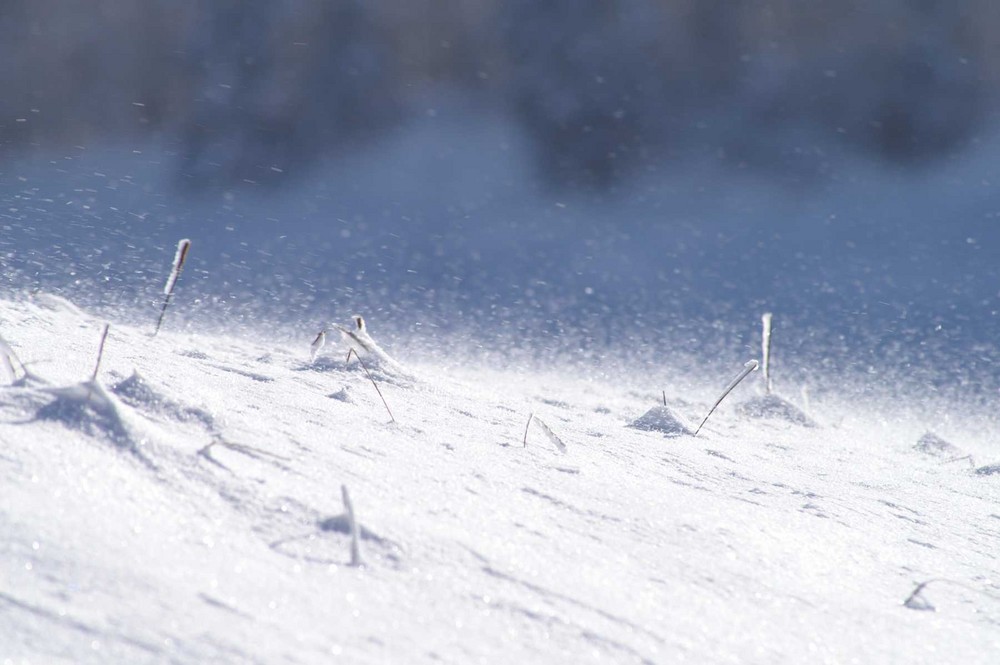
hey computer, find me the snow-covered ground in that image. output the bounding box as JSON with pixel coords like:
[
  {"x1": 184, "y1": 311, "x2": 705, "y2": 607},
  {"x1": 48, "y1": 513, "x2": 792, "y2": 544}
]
[{"x1": 2, "y1": 293, "x2": 999, "y2": 664}]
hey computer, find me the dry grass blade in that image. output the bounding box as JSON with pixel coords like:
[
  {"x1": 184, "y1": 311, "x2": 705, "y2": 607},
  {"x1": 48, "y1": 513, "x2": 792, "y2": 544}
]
[
  {"x1": 346, "y1": 348, "x2": 395, "y2": 423},
  {"x1": 198, "y1": 438, "x2": 292, "y2": 463},
  {"x1": 940, "y1": 454, "x2": 975, "y2": 467},
  {"x1": 902, "y1": 580, "x2": 937, "y2": 611},
  {"x1": 91, "y1": 323, "x2": 110, "y2": 381},
  {"x1": 0, "y1": 333, "x2": 25, "y2": 384},
  {"x1": 523, "y1": 412, "x2": 567, "y2": 452},
  {"x1": 533, "y1": 416, "x2": 567, "y2": 453},
  {"x1": 0, "y1": 353, "x2": 14, "y2": 384},
  {"x1": 695, "y1": 359, "x2": 759, "y2": 436}
]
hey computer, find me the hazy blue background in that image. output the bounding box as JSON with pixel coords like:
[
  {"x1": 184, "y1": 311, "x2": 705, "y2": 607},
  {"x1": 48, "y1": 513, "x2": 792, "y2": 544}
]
[{"x1": 2, "y1": 1, "x2": 999, "y2": 396}]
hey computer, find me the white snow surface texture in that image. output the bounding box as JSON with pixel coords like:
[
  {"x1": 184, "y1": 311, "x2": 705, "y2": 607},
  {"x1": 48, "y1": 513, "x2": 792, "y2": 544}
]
[{"x1": 1, "y1": 294, "x2": 999, "y2": 664}]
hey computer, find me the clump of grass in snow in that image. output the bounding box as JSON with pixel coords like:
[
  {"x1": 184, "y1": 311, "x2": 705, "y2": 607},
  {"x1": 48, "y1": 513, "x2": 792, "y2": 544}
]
[
  {"x1": 312, "y1": 311, "x2": 410, "y2": 362},
  {"x1": 153, "y1": 238, "x2": 191, "y2": 336},
  {"x1": 307, "y1": 319, "x2": 397, "y2": 422},
  {"x1": 335, "y1": 315, "x2": 411, "y2": 378}
]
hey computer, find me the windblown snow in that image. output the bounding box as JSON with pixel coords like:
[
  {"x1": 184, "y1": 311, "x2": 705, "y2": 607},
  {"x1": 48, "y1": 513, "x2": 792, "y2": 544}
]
[{"x1": 1, "y1": 294, "x2": 999, "y2": 664}]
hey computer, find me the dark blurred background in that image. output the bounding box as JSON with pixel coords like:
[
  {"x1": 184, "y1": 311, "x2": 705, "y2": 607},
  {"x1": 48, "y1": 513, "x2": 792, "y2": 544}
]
[
  {"x1": 2, "y1": 1, "x2": 995, "y2": 187},
  {"x1": 2, "y1": 1, "x2": 1000, "y2": 398}
]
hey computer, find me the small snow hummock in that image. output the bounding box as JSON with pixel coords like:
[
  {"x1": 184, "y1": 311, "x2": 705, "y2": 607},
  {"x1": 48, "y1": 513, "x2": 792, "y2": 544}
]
[
  {"x1": 628, "y1": 405, "x2": 693, "y2": 437},
  {"x1": 914, "y1": 431, "x2": 964, "y2": 458},
  {"x1": 974, "y1": 463, "x2": 1000, "y2": 476},
  {"x1": 737, "y1": 393, "x2": 816, "y2": 427}
]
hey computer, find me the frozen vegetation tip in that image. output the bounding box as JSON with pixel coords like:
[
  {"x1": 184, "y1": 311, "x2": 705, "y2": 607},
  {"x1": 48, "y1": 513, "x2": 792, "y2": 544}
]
[{"x1": 153, "y1": 238, "x2": 191, "y2": 336}]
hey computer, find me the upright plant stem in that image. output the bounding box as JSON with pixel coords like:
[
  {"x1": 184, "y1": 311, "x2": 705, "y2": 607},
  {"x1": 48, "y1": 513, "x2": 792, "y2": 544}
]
[
  {"x1": 153, "y1": 239, "x2": 191, "y2": 337},
  {"x1": 91, "y1": 323, "x2": 110, "y2": 381},
  {"x1": 761, "y1": 312, "x2": 773, "y2": 394}
]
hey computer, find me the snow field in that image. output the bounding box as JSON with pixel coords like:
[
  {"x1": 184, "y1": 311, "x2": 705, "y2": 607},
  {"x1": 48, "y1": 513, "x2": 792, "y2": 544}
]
[{"x1": 1, "y1": 294, "x2": 999, "y2": 664}]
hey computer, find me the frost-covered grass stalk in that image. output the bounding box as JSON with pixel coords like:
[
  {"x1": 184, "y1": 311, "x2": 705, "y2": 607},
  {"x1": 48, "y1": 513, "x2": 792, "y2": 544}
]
[
  {"x1": 523, "y1": 413, "x2": 567, "y2": 452},
  {"x1": 761, "y1": 312, "x2": 773, "y2": 394},
  {"x1": 336, "y1": 315, "x2": 410, "y2": 378},
  {"x1": 153, "y1": 238, "x2": 191, "y2": 336},
  {"x1": 91, "y1": 323, "x2": 110, "y2": 381},
  {"x1": 309, "y1": 330, "x2": 326, "y2": 363},
  {"x1": 0, "y1": 350, "x2": 14, "y2": 384},
  {"x1": 694, "y1": 360, "x2": 759, "y2": 436},
  {"x1": 341, "y1": 484, "x2": 362, "y2": 567},
  {"x1": 0, "y1": 332, "x2": 25, "y2": 384}
]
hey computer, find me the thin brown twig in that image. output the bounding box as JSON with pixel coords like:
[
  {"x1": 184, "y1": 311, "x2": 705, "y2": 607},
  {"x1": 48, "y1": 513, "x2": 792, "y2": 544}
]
[
  {"x1": 346, "y1": 348, "x2": 395, "y2": 423},
  {"x1": 92, "y1": 323, "x2": 110, "y2": 381},
  {"x1": 523, "y1": 412, "x2": 534, "y2": 447}
]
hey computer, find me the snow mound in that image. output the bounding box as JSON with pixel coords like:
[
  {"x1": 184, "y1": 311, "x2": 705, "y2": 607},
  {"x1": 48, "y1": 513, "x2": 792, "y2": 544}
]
[
  {"x1": 327, "y1": 387, "x2": 354, "y2": 403},
  {"x1": 737, "y1": 393, "x2": 816, "y2": 427},
  {"x1": 628, "y1": 405, "x2": 693, "y2": 437},
  {"x1": 268, "y1": 509, "x2": 403, "y2": 568},
  {"x1": 35, "y1": 380, "x2": 153, "y2": 465},
  {"x1": 974, "y1": 462, "x2": 1000, "y2": 476},
  {"x1": 914, "y1": 431, "x2": 964, "y2": 458},
  {"x1": 111, "y1": 370, "x2": 216, "y2": 429},
  {"x1": 110, "y1": 370, "x2": 164, "y2": 406}
]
